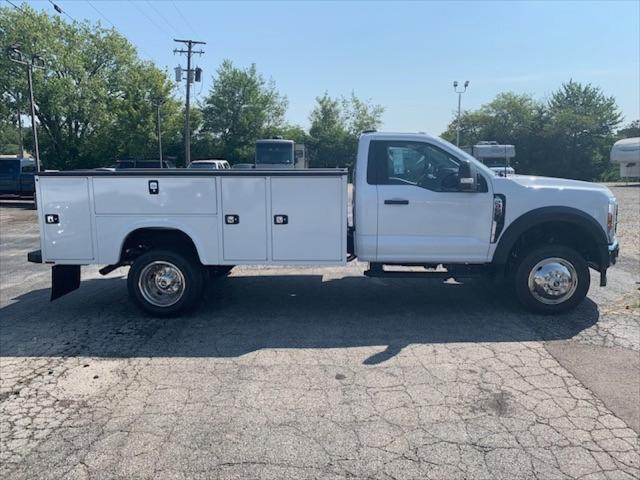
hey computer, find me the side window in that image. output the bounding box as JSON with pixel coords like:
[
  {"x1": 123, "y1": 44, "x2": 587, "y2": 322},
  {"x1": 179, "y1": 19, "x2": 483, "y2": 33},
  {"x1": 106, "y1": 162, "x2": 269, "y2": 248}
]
[
  {"x1": 0, "y1": 161, "x2": 18, "y2": 174},
  {"x1": 21, "y1": 164, "x2": 36, "y2": 173},
  {"x1": 368, "y1": 140, "x2": 462, "y2": 192}
]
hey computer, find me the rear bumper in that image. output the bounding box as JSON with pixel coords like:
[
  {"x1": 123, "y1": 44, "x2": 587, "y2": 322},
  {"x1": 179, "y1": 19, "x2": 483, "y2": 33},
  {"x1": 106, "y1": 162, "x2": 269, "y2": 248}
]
[{"x1": 27, "y1": 249, "x2": 42, "y2": 263}]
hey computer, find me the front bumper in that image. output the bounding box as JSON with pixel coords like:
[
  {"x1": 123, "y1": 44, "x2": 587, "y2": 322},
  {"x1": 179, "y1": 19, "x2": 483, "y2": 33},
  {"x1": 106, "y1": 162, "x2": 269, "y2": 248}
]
[{"x1": 598, "y1": 240, "x2": 619, "y2": 287}]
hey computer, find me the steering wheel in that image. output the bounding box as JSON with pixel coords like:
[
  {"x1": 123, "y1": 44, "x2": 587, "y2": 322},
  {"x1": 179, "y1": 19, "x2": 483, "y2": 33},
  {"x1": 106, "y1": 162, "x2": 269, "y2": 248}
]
[{"x1": 440, "y1": 171, "x2": 459, "y2": 190}]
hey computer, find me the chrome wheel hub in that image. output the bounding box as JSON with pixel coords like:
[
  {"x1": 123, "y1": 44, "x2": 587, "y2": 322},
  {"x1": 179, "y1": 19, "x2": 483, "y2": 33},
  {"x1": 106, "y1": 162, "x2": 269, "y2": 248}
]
[
  {"x1": 528, "y1": 257, "x2": 578, "y2": 305},
  {"x1": 139, "y1": 261, "x2": 186, "y2": 307}
]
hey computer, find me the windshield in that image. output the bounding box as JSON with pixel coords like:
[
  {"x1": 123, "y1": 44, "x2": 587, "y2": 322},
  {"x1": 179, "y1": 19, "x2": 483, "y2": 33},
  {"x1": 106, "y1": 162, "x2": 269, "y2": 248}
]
[
  {"x1": 483, "y1": 158, "x2": 510, "y2": 168},
  {"x1": 256, "y1": 143, "x2": 293, "y2": 165}
]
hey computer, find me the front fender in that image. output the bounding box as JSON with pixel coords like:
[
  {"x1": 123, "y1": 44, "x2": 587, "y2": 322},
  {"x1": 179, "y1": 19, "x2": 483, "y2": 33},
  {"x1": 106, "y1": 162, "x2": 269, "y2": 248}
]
[{"x1": 492, "y1": 206, "x2": 609, "y2": 268}]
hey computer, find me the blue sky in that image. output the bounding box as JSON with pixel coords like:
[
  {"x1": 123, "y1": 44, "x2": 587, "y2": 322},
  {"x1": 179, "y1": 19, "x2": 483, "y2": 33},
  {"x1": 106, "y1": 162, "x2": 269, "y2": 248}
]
[{"x1": 21, "y1": 0, "x2": 640, "y2": 134}]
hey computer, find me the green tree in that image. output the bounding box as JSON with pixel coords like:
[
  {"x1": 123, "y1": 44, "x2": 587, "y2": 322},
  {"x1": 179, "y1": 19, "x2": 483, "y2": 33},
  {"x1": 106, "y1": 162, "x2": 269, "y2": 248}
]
[
  {"x1": 0, "y1": 5, "x2": 180, "y2": 169},
  {"x1": 440, "y1": 82, "x2": 622, "y2": 180},
  {"x1": 308, "y1": 92, "x2": 383, "y2": 167},
  {"x1": 544, "y1": 80, "x2": 622, "y2": 180},
  {"x1": 308, "y1": 93, "x2": 348, "y2": 167},
  {"x1": 201, "y1": 60, "x2": 288, "y2": 163},
  {"x1": 441, "y1": 93, "x2": 545, "y2": 173},
  {"x1": 617, "y1": 120, "x2": 640, "y2": 139},
  {"x1": 0, "y1": 93, "x2": 22, "y2": 155}
]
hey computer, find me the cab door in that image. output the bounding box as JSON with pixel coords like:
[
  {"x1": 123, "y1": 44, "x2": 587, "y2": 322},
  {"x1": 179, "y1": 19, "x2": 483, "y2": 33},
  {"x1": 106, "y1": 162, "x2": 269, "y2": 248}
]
[{"x1": 372, "y1": 140, "x2": 493, "y2": 263}]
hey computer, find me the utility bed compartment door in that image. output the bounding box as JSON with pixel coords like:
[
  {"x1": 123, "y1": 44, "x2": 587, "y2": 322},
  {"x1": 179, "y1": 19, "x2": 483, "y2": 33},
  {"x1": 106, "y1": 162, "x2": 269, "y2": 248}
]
[
  {"x1": 93, "y1": 177, "x2": 216, "y2": 215},
  {"x1": 271, "y1": 177, "x2": 343, "y2": 261},
  {"x1": 221, "y1": 177, "x2": 267, "y2": 261},
  {"x1": 39, "y1": 177, "x2": 94, "y2": 261}
]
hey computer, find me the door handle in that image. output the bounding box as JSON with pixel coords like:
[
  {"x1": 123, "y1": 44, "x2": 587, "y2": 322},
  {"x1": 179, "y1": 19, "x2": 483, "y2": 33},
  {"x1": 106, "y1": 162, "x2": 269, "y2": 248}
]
[{"x1": 384, "y1": 199, "x2": 409, "y2": 205}]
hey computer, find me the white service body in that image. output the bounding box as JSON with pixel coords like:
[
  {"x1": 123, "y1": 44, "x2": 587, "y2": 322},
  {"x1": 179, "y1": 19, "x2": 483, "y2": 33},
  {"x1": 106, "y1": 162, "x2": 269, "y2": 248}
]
[{"x1": 36, "y1": 172, "x2": 348, "y2": 266}]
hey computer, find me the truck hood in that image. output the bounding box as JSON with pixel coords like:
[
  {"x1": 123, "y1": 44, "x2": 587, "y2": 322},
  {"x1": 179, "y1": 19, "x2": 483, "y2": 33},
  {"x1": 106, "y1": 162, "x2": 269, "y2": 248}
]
[{"x1": 506, "y1": 175, "x2": 614, "y2": 197}]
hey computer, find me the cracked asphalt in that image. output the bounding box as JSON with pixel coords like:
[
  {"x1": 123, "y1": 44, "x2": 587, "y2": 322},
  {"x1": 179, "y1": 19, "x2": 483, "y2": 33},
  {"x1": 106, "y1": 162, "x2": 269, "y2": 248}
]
[{"x1": 1, "y1": 185, "x2": 639, "y2": 480}]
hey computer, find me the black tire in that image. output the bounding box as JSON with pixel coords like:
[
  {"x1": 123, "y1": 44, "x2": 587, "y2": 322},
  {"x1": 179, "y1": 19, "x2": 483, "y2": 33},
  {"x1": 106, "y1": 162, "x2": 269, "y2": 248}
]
[
  {"x1": 127, "y1": 249, "x2": 205, "y2": 317},
  {"x1": 515, "y1": 245, "x2": 590, "y2": 314}
]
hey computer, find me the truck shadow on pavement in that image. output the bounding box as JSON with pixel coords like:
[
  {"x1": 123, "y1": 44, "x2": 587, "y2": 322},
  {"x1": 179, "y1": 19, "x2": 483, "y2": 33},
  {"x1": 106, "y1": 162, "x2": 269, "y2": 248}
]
[{"x1": 0, "y1": 274, "x2": 599, "y2": 364}]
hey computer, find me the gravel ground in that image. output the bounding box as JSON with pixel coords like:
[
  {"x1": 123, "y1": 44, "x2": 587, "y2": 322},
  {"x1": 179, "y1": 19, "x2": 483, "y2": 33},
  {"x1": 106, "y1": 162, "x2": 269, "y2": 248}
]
[
  {"x1": 607, "y1": 184, "x2": 640, "y2": 276},
  {"x1": 0, "y1": 184, "x2": 638, "y2": 480}
]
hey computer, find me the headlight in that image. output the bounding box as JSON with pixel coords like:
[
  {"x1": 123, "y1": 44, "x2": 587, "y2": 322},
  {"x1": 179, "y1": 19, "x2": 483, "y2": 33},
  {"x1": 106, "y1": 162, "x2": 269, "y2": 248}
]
[{"x1": 607, "y1": 199, "x2": 618, "y2": 243}]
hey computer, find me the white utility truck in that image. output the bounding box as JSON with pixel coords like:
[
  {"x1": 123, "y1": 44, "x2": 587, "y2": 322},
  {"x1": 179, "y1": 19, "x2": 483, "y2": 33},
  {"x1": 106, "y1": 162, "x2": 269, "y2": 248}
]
[{"x1": 28, "y1": 132, "x2": 619, "y2": 316}]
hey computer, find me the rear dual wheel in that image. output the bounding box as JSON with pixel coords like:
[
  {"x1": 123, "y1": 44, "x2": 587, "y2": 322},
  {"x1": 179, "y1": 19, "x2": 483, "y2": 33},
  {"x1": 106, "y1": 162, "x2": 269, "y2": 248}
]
[{"x1": 128, "y1": 249, "x2": 205, "y2": 317}]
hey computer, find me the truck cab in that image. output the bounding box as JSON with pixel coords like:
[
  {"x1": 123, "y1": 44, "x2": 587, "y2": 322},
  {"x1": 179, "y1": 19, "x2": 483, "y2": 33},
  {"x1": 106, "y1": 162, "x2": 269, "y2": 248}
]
[
  {"x1": 0, "y1": 156, "x2": 36, "y2": 197},
  {"x1": 354, "y1": 132, "x2": 618, "y2": 312},
  {"x1": 29, "y1": 131, "x2": 619, "y2": 317}
]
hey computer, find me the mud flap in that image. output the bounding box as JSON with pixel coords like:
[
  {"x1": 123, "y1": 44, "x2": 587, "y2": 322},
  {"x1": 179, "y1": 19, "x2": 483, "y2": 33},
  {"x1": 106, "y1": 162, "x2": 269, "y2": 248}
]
[{"x1": 51, "y1": 265, "x2": 81, "y2": 301}]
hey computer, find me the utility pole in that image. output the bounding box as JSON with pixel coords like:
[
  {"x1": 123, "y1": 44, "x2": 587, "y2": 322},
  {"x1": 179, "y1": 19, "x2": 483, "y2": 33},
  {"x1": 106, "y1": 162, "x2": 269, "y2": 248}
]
[
  {"x1": 155, "y1": 100, "x2": 164, "y2": 166},
  {"x1": 16, "y1": 91, "x2": 24, "y2": 157},
  {"x1": 6, "y1": 44, "x2": 45, "y2": 171},
  {"x1": 453, "y1": 80, "x2": 469, "y2": 147},
  {"x1": 173, "y1": 39, "x2": 205, "y2": 165}
]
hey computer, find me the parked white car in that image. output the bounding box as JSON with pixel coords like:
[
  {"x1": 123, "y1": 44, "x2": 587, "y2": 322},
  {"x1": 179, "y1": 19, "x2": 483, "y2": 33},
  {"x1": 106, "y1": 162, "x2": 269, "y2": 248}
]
[
  {"x1": 28, "y1": 131, "x2": 619, "y2": 316},
  {"x1": 187, "y1": 159, "x2": 231, "y2": 170}
]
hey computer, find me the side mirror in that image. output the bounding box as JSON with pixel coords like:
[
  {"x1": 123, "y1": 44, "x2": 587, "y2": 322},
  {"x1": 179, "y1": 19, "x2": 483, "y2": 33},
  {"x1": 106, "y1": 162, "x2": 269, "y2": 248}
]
[{"x1": 458, "y1": 161, "x2": 478, "y2": 192}]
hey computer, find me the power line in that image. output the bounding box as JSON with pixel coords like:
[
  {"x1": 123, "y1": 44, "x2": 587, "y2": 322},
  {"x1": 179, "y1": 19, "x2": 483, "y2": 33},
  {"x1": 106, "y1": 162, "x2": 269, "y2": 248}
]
[
  {"x1": 3, "y1": 0, "x2": 26, "y2": 12},
  {"x1": 145, "y1": 0, "x2": 179, "y2": 36},
  {"x1": 131, "y1": 1, "x2": 166, "y2": 37},
  {"x1": 47, "y1": 0, "x2": 76, "y2": 22},
  {"x1": 84, "y1": 0, "x2": 154, "y2": 61},
  {"x1": 171, "y1": 1, "x2": 201, "y2": 39},
  {"x1": 85, "y1": 0, "x2": 115, "y2": 28}
]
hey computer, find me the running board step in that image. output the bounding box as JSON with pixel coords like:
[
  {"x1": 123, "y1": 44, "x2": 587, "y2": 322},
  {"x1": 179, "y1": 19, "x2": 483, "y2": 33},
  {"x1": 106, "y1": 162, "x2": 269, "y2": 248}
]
[
  {"x1": 364, "y1": 270, "x2": 458, "y2": 279},
  {"x1": 364, "y1": 264, "x2": 485, "y2": 279}
]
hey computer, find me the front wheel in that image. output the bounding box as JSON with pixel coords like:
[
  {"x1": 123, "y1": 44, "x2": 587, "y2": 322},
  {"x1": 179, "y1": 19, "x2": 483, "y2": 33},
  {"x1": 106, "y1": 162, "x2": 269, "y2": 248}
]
[
  {"x1": 127, "y1": 249, "x2": 205, "y2": 317},
  {"x1": 514, "y1": 245, "x2": 590, "y2": 314}
]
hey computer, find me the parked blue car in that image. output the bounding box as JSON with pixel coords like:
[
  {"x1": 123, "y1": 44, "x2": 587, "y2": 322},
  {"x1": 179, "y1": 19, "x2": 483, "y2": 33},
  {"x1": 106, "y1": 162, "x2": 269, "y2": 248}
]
[{"x1": 0, "y1": 157, "x2": 36, "y2": 197}]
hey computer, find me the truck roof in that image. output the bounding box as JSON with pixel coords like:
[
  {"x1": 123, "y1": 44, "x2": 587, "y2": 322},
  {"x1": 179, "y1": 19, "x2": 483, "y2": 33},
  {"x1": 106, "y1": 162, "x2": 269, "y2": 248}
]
[{"x1": 256, "y1": 139, "x2": 294, "y2": 144}]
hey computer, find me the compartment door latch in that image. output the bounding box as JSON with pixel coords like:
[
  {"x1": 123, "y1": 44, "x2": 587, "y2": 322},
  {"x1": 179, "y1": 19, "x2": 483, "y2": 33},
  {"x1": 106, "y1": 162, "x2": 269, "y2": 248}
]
[
  {"x1": 45, "y1": 214, "x2": 59, "y2": 224},
  {"x1": 148, "y1": 180, "x2": 159, "y2": 195}
]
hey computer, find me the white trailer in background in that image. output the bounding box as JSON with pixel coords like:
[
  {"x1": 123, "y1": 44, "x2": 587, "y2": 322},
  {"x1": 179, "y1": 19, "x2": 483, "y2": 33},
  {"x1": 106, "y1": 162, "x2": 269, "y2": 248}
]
[
  {"x1": 610, "y1": 137, "x2": 640, "y2": 180},
  {"x1": 464, "y1": 142, "x2": 516, "y2": 176}
]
